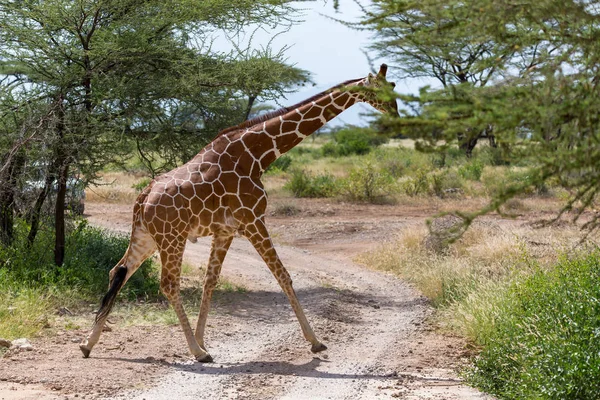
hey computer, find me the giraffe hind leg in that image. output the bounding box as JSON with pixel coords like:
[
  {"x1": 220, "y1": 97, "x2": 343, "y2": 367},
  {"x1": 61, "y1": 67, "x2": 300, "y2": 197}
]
[
  {"x1": 80, "y1": 265, "x2": 127, "y2": 357},
  {"x1": 80, "y1": 226, "x2": 156, "y2": 358}
]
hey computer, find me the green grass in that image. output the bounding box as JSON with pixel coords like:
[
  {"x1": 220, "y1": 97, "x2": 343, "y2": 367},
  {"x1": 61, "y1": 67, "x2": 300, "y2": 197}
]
[
  {"x1": 284, "y1": 169, "x2": 341, "y2": 198},
  {"x1": 467, "y1": 252, "x2": 600, "y2": 399},
  {"x1": 358, "y1": 221, "x2": 599, "y2": 400},
  {"x1": 0, "y1": 220, "x2": 160, "y2": 339},
  {"x1": 0, "y1": 286, "x2": 56, "y2": 339}
]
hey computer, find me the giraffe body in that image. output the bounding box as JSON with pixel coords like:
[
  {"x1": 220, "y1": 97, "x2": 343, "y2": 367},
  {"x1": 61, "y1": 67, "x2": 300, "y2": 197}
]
[{"x1": 80, "y1": 65, "x2": 396, "y2": 361}]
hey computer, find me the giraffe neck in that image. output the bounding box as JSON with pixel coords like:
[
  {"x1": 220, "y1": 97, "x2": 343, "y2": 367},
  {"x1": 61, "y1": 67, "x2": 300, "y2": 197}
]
[{"x1": 231, "y1": 84, "x2": 363, "y2": 174}]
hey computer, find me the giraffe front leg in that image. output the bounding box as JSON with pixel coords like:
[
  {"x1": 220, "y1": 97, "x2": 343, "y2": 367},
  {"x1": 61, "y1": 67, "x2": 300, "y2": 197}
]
[
  {"x1": 245, "y1": 220, "x2": 327, "y2": 353},
  {"x1": 195, "y1": 235, "x2": 233, "y2": 350}
]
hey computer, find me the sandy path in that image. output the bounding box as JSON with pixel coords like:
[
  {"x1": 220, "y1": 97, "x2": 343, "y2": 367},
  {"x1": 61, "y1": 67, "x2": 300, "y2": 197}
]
[
  {"x1": 85, "y1": 202, "x2": 490, "y2": 399},
  {"x1": 0, "y1": 201, "x2": 492, "y2": 399}
]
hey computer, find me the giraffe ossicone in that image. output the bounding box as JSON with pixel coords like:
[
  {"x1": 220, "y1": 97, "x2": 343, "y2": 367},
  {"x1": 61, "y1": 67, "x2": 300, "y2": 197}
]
[{"x1": 80, "y1": 64, "x2": 397, "y2": 362}]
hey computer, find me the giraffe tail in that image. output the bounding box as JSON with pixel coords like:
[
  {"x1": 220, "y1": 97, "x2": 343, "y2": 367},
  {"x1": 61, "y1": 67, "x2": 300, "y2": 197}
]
[{"x1": 95, "y1": 265, "x2": 128, "y2": 324}]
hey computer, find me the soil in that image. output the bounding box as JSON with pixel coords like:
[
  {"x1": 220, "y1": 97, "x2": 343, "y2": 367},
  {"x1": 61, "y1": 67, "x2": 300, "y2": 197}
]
[{"x1": 0, "y1": 198, "x2": 500, "y2": 399}]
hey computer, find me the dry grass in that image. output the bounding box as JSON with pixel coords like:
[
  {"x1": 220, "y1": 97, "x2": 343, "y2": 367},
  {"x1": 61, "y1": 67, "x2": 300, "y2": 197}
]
[
  {"x1": 356, "y1": 219, "x2": 591, "y2": 342},
  {"x1": 86, "y1": 172, "x2": 148, "y2": 204}
]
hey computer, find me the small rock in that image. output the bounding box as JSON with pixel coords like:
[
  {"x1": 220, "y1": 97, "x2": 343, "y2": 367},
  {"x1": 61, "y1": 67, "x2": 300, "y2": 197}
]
[
  {"x1": 0, "y1": 338, "x2": 11, "y2": 348},
  {"x1": 11, "y1": 338, "x2": 33, "y2": 351}
]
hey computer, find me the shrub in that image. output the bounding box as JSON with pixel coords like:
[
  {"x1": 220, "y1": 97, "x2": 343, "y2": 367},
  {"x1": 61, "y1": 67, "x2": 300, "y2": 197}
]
[
  {"x1": 402, "y1": 168, "x2": 430, "y2": 196},
  {"x1": 320, "y1": 141, "x2": 338, "y2": 157},
  {"x1": 481, "y1": 167, "x2": 509, "y2": 197},
  {"x1": 284, "y1": 169, "x2": 340, "y2": 198},
  {"x1": 429, "y1": 169, "x2": 464, "y2": 198},
  {"x1": 0, "y1": 220, "x2": 159, "y2": 299},
  {"x1": 342, "y1": 163, "x2": 397, "y2": 203},
  {"x1": 63, "y1": 221, "x2": 159, "y2": 298},
  {"x1": 322, "y1": 127, "x2": 388, "y2": 157},
  {"x1": 482, "y1": 167, "x2": 538, "y2": 198},
  {"x1": 468, "y1": 253, "x2": 600, "y2": 400},
  {"x1": 477, "y1": 146, "x2": 510, "y2": 166},
  {"x1": 266, "y1": 155, "x2": 292, "y2": 174},
  {"x1": 458, "y1": 160, "x2": 484, "y2": 181},
  {"x1": 271, "y1": 203, "x2": 301, "y2": 216},
  {"x1": 131, "y1": 177, "x2": 152, "y2": 192}
]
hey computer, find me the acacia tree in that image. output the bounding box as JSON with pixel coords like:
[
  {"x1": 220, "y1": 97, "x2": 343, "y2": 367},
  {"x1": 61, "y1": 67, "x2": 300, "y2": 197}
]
[
  {"x1": 366, "y1": 0, "x2": 600, "y2": 230},
  {"x1": 0, "y1": 0, "x2": 309, "y2": 263},
  {"x1": 358, "y1": 0, "x2": 551, "y2": 155}
]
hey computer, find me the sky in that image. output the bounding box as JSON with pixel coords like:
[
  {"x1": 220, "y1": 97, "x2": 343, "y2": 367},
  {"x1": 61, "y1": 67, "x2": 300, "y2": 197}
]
[{"x1": 216, "y1": 1, "x2": 428, "y2": 127}]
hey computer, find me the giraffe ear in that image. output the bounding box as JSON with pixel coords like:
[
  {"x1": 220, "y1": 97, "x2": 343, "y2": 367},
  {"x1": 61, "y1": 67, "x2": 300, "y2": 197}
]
[
  {"x1": 367, "y1": 73, "x2": 375, "y2": 83},
  {"x1": 378, "y1": 64, "x2": 388, "y2": 77}
]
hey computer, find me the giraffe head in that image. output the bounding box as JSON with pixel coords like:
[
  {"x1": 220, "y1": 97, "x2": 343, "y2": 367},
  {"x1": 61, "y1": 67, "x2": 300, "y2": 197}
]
[{"x1": 354, "y1": 64, "x2": 398, "y2": 115}]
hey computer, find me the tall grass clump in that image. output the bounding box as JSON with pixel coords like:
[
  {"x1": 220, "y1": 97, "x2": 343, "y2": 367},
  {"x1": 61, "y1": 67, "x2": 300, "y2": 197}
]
[
  {"x1": 0, "y1": 220, "x2": 160, "y2": 338},
  {"x1": 284, "y1": 169, "x2": 340, "y2": 198},
  {"x1": 342, "y1": 163, "x2": 397, "y2": 203},
  {"x1": 321, "y1": 126, "x2": 388, "y2": 157},
  {"x1": 458, "y1": 159, "x2": 484, "y2": 181},
  {"x1": 468, "y1": 252, "x2": 600, "y2": 399},
  {"x1": 265, "y1": 155, "x2": 293, "y2": 174},
  {"x1": 357, "y1": 224, "x2": 526, "y2": 308},
  {"x1": 371, "y1": 146, "x2": 431, "y2": 178}
]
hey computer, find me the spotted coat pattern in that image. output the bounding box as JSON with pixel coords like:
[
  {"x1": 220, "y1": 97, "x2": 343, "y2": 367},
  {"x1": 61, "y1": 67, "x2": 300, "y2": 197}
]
[{"x1": 81, "y1": 65, "x2": 397, "y2": 361}]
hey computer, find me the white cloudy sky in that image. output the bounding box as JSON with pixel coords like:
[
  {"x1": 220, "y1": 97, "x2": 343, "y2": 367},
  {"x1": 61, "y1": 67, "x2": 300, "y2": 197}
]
[{"x1": 216, "y1": 1, "x2": 430, "y2": 126}]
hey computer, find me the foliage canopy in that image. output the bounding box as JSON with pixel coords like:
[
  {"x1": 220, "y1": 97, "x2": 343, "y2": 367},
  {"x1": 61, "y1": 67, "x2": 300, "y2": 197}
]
[{"x1": 361, "y1": 0, "x2": 600, "y2": 231}]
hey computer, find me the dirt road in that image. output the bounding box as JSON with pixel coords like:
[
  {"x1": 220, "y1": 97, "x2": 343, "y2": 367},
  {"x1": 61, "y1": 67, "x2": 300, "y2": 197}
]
[{"x1": 1, "y1": 200, "x2": 491, "y2": 399}]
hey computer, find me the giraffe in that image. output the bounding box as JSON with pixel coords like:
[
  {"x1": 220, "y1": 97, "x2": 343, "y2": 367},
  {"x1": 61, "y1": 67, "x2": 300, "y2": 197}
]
[{"x1": 80, "y1": 64, "x2": 397, "y2": 362}]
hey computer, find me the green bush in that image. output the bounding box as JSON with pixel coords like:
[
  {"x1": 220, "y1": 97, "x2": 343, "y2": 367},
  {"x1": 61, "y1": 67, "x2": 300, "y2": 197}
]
[
  {"x1": 322, "y1": 127, "x2": 388, "y2": 157},
  {"x1": 320, "y1": 141, "x2": 338, "y2": 157},
  {"x1": 131, "y1": 177, "x2": 152, "y2": 192},
  {"x1": 468, "y1": 252, "x2": 600, "y2": 399},
  {"x1": 482, "y1": 167, "x2": 538, "y2": 198},
  {"x1": 402, "y1": 168, "x2": 430, "y2": 196},
  {"x1": 0, "y1": 220, "x2": 159, "y2": 299},
  {"x1": 342, "y1": 163, "x2": 397, "y2": 203},
  {"x1": 266, "y1": 155, "x2": 292, "y2": 174},
  {"x1": 370, "y1": 147, "x2": 409, "y2": 178},
  {"x1": 284, "y1": 169, "x2": 340, "y2": 198},
  {"x1": 458, "y1": 160, "x2": 484, "y2": 181},
  {"x1": 430, "y1": 169, "x2": 464, "y2": 197},
  {"x1": 477, "y1": 146, "x2": 510, "y2": 166}
]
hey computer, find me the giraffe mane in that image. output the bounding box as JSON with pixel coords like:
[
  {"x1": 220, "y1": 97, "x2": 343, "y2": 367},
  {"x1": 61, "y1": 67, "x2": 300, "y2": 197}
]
[{"x1": 216, "y1": 78, "x2": 364, "y2": 137}]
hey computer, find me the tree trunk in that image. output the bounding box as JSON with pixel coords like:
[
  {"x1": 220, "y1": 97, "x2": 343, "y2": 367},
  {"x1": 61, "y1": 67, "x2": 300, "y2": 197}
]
[
  {"x1": 0, "y1": 151, "x2": 25, "y2": 245},
  {"x1": 54, "y1": 95, "x2": 68, "y2": 267},
  {"x1": 459, "y1": 136, "x2": 479, "y2": 158},
  {"x1": 27, "y1": 174, "x2": 54, "y2": 246},
  {"x1": 243, "y1": 94, "x2": 257, "y2": 122},
  {"x1": 54, "y1": 161, "x2": 68, "y2": 266}
]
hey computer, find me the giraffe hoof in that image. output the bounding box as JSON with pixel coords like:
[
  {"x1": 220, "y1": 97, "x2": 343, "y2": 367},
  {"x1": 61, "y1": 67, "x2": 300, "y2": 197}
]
[
  {"x1": 311, "y1": 342, "x2": 328, "y2": 353},
  {"x1": 80, "y1": 344, "x2": 91, "y2": 358},
  {"x1": 195, "y1": 353, "x2": 213, "y2": 363}
]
